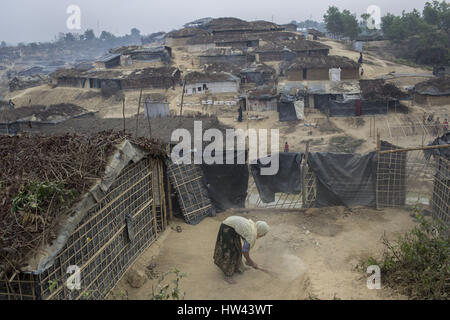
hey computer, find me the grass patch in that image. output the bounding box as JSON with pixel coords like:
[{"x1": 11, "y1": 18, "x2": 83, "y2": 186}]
[
  {"x1": 360, "y1": 213, "x2": 449, "y2": 300},
  {"x1": 328, "y1": 135, "x2": 365, "y2": 153}
]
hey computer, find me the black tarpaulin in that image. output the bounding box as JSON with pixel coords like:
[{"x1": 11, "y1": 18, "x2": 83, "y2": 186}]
[
  {"x1": 424, "y1": 132, "x2": 450, "y2": 160},
  {"x1": 317, "y1": 99, "x2": 388, "y2": 117},
  {"x1": 250, "y1": 152, "x2": 302, "y2": 203},
  {"x1": 278, "y1": 94, "x2": 298, "y2": 121},
  {"x1": 307, "y1": 152, "x2": 377, "y2": 207},
  {"x1": 201, "y1": 150, "x2": 249, "y2": 212}
]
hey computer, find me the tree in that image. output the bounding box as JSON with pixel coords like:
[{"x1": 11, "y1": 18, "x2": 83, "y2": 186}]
[
  {"x1": 83, "y1": 29, "x2": 96, "y2": 41},
  {"x1": 324, "y1": 6, "x2": 343, "y2": 36},
  {"x1": 99, "y1": 31, "x2": 115, "y2": 42},
  {"x1": 0, "y1": 41, "x2": 6, "y2": 47},
  {"x1": 341, "y1": 10, "x2": 359, "y2": 39},
  {"x1": 130, "y1": 28, "x2": 141, "y2": 38},
  {"x1": 64, "y1": 33, "x2": 76, "y2": 42}
]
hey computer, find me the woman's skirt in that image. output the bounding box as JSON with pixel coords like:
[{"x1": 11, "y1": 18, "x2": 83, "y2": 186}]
[{"x1": 213, "y1": 223, "x2": 244, "y2": 277}]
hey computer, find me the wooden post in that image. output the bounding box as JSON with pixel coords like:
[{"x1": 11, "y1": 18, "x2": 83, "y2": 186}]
[
  {"x1": 122, "y1": 97, "x2": 126, "y2": 133},
  {"x1": 302, "y1": 141, "x2": 310, "y2": 208},
  {"x1": 135, "y1": 88, "x2": 143, "y2": 137},
  {"x1": 180, "y1": 81, "x2": 186, "y2": 116}
]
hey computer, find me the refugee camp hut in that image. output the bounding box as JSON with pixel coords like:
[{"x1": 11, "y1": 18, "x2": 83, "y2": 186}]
[
  {"x1": 202, "y1": 18, "x2": 282, "y2": 36},
  {"x1": 111, "y1": 46, "x2": 172, "y2": 63},
  {"x1": 257, "y1": 31, "x2": 301, "y2": 42},
  {"x1": 241, "y1": 85, "x2": 279, "y2": 111},
  {"x1": 282, "y1": 55, "x2": 360, "y2": 81},
  {"x1": 359, "y1": 79, "x2": 410, "y2": 113},
  {"x1": 413, "y1": 76, "x2": 450, "y2": 106},
  {"x1": 143, "y1": 93, "x2": 170, "y2": 118},
  {"x1": 306, "y1": 28, "x2": 325, "y2": 40},
  {"x1": 284, "y1": 40, "x2": 330, "y2": 57},
  {"x1": 141, "y1": 32, "x2": 167, "y2": 46},
  {"x1": 240, "y1": 63, "x2": 276, "y2": 85},
  {"x1": 255, "y1": 44, "x2": 297, "y2": 62},
  {"x1": 51, "y1": 69, "x2": 123, "y2": 90},
  {"x1": 198, "y1": 48, "x2": 255, "y2": 66},
  {"x1": 121, "y1": 67, "x2": 180, "y2": 90},
  {"x1": 281, "y1": 24, "x2": 298, "y2": 32},
  {"x1": 52, "y1": 67, "x2": 180, "y2": 90},
  {"x1": 165, "y1": 27, "x2": 209, "y2": 46},
  {"x1": 0, "y1": 133, "x2": 169, "y2": 300},
  {"x1": 280, "y1": 80, "x2": 361, "y2": 112},
  {"x1": 184, "y1": 71, "x2": 240, "y2": 95},
  {"x1": 213, "y1": 33, "x2": 260, "y2": 49},
  {"x1": 277, "y1": 93, "x2": 304, "y2": 121},
  {"x1": 0, "y1": 104, "x2": 93, "y2": 135},
  {"x1": 129, "y1": 47, "x2": 172, "y2": 63},
  {"x1": 186, "y1": 34, "x2": 216, "y2": 53},
  {"x1": 95, "y1": 53, "x2": 121, "y2": 69}
]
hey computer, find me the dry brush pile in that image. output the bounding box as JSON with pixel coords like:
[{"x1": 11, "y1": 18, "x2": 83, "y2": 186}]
[{"x1": 0, "y1": 131, "x2": 166, "y2": 274}]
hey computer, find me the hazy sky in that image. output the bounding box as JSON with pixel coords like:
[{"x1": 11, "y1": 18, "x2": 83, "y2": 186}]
[{"x1": 0, "y1": 0, "x2": 431, "y2": 44}]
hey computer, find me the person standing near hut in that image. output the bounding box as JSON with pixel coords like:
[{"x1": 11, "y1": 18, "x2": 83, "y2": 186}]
[
  {"x1": 213, "y1": 216, "x2": 269, "y2": 284},
  {"x1": 284, "y1": 141, "x2": 289, "y2": 152}
]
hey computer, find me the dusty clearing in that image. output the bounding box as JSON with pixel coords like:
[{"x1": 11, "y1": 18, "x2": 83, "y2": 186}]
[{"x1": 112, "y1": 206, "x2": 416, "y2": 300}]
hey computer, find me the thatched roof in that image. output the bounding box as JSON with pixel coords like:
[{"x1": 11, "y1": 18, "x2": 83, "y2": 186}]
[
  {"x1": 359, "y1": 79, "x2": 409, "y2": 101},
  {"x1": 203, "y1": 63, "x2": 243, "y2": 75},
  {"x1": 414, "y1": 76, "x2": 450, "y2": 96},
  {"x1": 245, "y1": 85, "x2": 278, "y2": 100},
  {"x1": 144, "y1": 93, "x2": 168, "y2": 103},
  {"x1": 184, "y1": 71, "x2": 239, "y2": 83},
  {"x1": 0, "y1": 104, "x2": 88, "y2": 123},
  {"x1": 0, "y1": 131, "x2": 166, "y2": 274},
  {"x1": 166, "y1": 27, "x2": 209, "y2": 38},
  {"x1": 202, "y1": 17, "x2": 282, "y2": 32},
  {"x1": 240, "y1": 62, "x2": 275, "y2": 75},
  {"x1": 257, "y1": 39, "x2": 330, "y2": 52},
  {"x1": 198, "y1": 48, "x2": 247, "y2": 57},
  {"x1": 286, "y1": 55, "x2": 359, "y2": 70},
  {"x1": 52, "y1": 66, "x2": 179, "y2": 80}
]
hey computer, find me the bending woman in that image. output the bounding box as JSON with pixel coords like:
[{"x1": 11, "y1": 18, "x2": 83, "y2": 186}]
[{"x1": 213, "y1": 215, "x2": 269, "y2": 284}]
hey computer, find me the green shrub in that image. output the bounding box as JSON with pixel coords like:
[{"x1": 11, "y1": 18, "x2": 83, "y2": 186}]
[{"x1": 363, "y1": 214, "x2": 449, "y2": 300}]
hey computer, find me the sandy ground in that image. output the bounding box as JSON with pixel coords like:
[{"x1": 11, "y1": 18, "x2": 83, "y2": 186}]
[{"x1": 111, "y1": 206, "x2": 416, "y2": 300}]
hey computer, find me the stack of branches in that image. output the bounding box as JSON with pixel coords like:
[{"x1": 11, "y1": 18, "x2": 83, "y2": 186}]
[{"x1": 0, "y1": 130, "x2": 167, "y2": 274}]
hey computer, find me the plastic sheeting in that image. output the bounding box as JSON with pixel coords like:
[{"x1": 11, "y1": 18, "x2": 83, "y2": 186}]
[
  {"x1": 307, "y1": 152, "x2": 377, "y2": 207},
  {"x1": 201, "y1": 150, "x2": 249, "y2": 212},
  {"x1": 317, "y1": 99, "x2": 388, "y2": 117},
  {"x1": 250, "y1": 152, "x2": 302, "y2": 203},
  {"x1": 329, "y1": 68, "x2": 341, "y2": 81},
  {"x1": 278, "y1": 94, "x2": 302, "y2": 121},
  {"x1": 424, "y1": 132, "x2": 450, "y2": 160},
  {"x1": 293, "y1": 100, "x2": 305, "y2": 120}
]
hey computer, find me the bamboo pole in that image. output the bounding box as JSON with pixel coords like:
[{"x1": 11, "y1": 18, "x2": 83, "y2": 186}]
[
  {"x1": 135, "y1": 88, "x2": 143, "y2": 137},
  {"x1": 122, "y1": 97, "x2": 126, "y2": 133},
  {"x1": 151, "y1": 160, "x2": 158, "y2": 238},
  {"x1": 302, "y1": 141, "x2": 310, "y2": 208},
  {"x1": 179, "y1": 81, "x2": 186, "y2": 116},
  {"x1": 378, "y1": 143, "x2": 450, "y2": 155},
  {"x1": 376, "y1": 131, "x2": 381, "y2": 209}
]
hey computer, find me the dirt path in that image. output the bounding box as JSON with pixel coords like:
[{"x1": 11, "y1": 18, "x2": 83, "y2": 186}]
[{"x1": 112, "y1": 206, "x2": 416, "y2": 300}]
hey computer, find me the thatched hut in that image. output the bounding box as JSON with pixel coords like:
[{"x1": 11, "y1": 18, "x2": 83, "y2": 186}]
[{"x1": 0, "y1": 132, "x2": 169, "y2": 300}]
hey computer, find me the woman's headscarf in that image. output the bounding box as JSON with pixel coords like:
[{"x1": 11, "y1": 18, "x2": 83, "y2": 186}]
[{"x1": 256, "y1": 221, "x2": 269, "y2": 238}]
